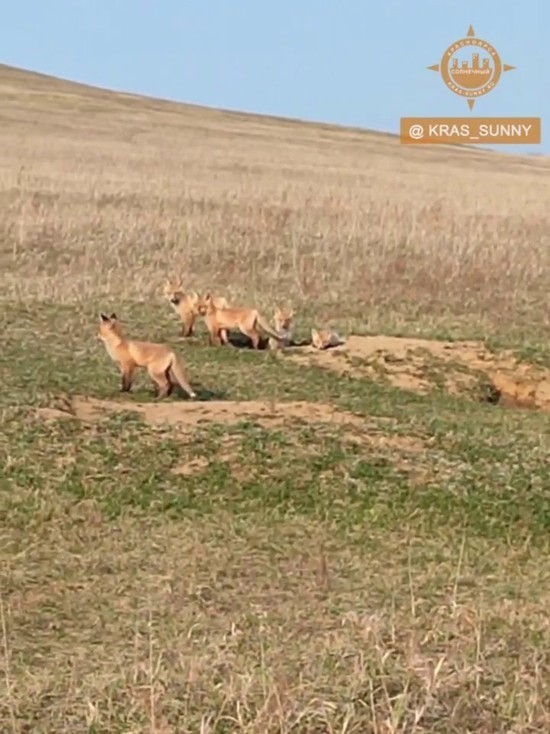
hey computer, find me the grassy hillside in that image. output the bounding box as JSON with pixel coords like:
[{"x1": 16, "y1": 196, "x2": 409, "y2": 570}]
[{"x1": 2, "y1": 64, "x2": 550, "y2": 733}]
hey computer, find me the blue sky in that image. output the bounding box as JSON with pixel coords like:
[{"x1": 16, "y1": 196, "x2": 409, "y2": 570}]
[{"x1": 1, "y1": 0, "x2": 546, "y2": 154}]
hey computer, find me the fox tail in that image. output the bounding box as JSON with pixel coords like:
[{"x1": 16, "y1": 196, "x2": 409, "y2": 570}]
[
  {"x1": 169, "y1": 354, "x2": 196, "y2": 398},
  {"x1": 256, "y1": 314, "x2": 282, "y2": 342}
]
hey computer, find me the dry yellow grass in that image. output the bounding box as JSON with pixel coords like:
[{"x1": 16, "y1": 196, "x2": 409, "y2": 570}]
[
  {"x1": 2, "y1": 63, "x2": 550, "y2": 340},
  {"x1": 3, "y1": 64, "x2": 550, "y2": 734}
]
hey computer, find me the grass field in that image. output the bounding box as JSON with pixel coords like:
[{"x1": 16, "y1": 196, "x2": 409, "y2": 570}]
[{"x1": 2, "y1": 63, "x2": 550, "y2": 733}]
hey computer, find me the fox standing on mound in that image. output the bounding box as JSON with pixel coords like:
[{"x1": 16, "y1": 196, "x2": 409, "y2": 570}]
[
  {"x1": 97, "y1": 312, "x2": 196, "y2": 399},
  {"x1": 197, "y1": 293, "x2": 283, "y2": 350}
]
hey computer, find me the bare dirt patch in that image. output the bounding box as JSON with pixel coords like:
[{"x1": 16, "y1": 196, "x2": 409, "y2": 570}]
[
  {"x1": 35, "y1": 396, "x2": 415, "y2": 443},
  {"x1": 171, "y1": 434, "x2": 248, "y2": 480},
  {"x1": 35, "y1": 396, "x2": 425, "y2": 452},
  {"x1": 55, "y1": 395, "x2": 370, "y2": 429},
  {"x1": 172, "y1": 456, "x2": 210, "y2": 477},
  {"x1": 288, "y1": 335, "x2": 550, "y2": 411},
  {"x1": 33, "y1": 406, "x2": 76, "y2": 422}
]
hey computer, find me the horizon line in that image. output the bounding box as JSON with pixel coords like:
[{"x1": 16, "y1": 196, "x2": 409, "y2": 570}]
[{"x1": 0, "y1": 61, "x2": 546, "y2": 160}]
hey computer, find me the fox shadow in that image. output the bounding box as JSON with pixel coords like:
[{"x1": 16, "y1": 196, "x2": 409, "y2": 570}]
[
  {"x1": 170, "y1": 323, "x2": 313, "y2": 351},
  {"x1": 172, "y1": 384, "x2": 229, "y2": 401},
  {"x1": 225, "y1": 333, "x2": 312, "y2": 350}
]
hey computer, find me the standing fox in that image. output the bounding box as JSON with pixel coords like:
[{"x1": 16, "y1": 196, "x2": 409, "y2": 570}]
[
  {"x1": 196, "y1": 293, "x2": 283, "y2": 350},
  {"x1": 97, "y1": 312, "x2": 196, "y2": 399},
  {"x1": 311, "y1": 328, "x2": 345, "y2": 350},
  {"x1": 163, "y1": 278, "x2": 230, "y2": 337}
]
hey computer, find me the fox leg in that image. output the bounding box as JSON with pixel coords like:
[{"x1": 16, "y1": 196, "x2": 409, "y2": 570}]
[
  {"x1": 163, "y1": 366, "x2": 176, "y2": 396},
  {"x1": 148, "y1": 367, "x2": 172, "y2": 398},
  {"x1": 182, "y1": 313, "x2": 195, "y2": 337},
  {"x1": 240, "y1": 327, "x2": 260, "y2": 349},
  {"x1": 250, "y1": 330, "x2": 261, "y2": 349},
  {"x1": 208, "y1": 327, "x2": 223, "y2": 346},
  {"x1": 203, "y1": 318, "x2": 218, "y2": 346},
  {"x1": 120, "y1": 364, "x2": 136, "y2": 392}
]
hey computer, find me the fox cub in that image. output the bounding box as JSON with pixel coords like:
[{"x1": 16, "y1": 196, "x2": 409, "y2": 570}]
[
  {"x1": 163, "y1": 277, "x2": 228, "y2": 337},
  {"x1": 97, "y1": 312, "x2": 196, "y2": 399},
  {"x1": 311, "y1": 328, "x2": 345, "y2": 350},
  {"x1": 196, "y1": 293, "x2": 283, "y2": 350},
  {"x1": 268, "y1": 306, "x2": 295, "y2": 350}
]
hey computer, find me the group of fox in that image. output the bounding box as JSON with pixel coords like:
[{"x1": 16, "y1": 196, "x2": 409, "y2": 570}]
[{"x1": 97, "y1": 276, "x2": 344, "y2": 399}]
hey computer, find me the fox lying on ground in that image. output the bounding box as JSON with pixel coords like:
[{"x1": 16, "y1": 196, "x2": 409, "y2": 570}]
[
  {"x1": 311, "y1": 328, "x2": 345, "y2": 350},
  {"x1": 97, "y1": 312, "x2": 196, "y2": 399},
  {"x1": 163, "y1": 277, "x2": 229, "y2": 337},
  {"x1": 267, "y1": 306, "x2": 295, "y2": 351},
  {"x1": 196, "y1": 293, "x2": 283, "y2": 350}
]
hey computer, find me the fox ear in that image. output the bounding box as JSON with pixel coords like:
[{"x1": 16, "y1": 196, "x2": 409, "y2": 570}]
[
  {"x1": 109, "y1": 312, "x2": 117, "y2": 320},
  {"x1": 100, "y1": 312, "x2": 110, "y2": 322}
]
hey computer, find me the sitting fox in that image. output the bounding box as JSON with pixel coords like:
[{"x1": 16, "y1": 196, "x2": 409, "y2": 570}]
[
  {"x1": 97, "y1": 312, "x2": 196, "y2": 399},
  {"x1": 268, "y1": 306, "x2": 295, "y2": 350}
]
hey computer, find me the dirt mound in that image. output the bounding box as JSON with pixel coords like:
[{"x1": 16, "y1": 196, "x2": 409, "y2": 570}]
[
  {"x1": 51, "y1": 395, "x2": 369, "y2": 429},
  {"x1": 287, "y1": 335, "x2": 550, "y2": 411},
  {"x1": 34, "y1": 406, "x2": 76, "y2": 422},
  {"x1": 35, "y1": 395, "x2": 425, "y2": 449}
]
